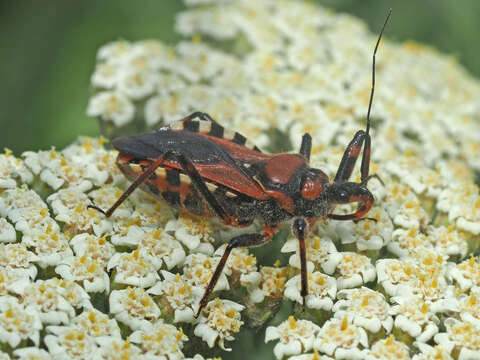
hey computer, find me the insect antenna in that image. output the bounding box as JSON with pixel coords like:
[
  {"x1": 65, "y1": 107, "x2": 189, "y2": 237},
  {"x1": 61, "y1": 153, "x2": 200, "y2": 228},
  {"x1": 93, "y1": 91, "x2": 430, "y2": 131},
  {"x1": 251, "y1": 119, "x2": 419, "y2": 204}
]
[{"x1": 366, "y1": 8, "x2": 392, "y2": 135}]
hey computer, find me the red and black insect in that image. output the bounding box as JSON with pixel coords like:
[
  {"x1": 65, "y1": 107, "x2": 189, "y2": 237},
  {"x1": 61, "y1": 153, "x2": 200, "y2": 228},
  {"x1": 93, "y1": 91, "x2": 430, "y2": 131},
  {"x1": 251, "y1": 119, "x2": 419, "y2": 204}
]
[{"x1": 89, "y1": 11, "x2": 391, "y2": 317}]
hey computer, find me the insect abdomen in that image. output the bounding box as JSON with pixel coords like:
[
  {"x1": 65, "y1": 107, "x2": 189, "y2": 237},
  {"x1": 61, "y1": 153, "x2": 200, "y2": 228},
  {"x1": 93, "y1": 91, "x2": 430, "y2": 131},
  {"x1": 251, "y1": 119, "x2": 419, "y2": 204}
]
[
  {"x1": 116, "y1": 156, "x2": 209, "y2": 216},
  {"x1": 116, "y1": 154, "x2": 256, "y2": 224}
]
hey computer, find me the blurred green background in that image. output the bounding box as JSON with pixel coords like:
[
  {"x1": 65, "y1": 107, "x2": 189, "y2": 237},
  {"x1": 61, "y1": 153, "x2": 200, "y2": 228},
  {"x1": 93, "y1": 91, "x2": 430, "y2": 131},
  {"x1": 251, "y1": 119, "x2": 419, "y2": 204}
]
[{"x1": 1, "y1": 0, "x2": 479, "y2": 155}]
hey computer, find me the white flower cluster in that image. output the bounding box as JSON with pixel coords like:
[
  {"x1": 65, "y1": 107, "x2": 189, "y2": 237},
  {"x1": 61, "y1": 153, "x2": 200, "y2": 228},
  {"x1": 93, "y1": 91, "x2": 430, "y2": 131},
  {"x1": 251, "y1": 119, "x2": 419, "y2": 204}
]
[{"x1": 2, "y1": 0, "x2": 480, "y2": 358}]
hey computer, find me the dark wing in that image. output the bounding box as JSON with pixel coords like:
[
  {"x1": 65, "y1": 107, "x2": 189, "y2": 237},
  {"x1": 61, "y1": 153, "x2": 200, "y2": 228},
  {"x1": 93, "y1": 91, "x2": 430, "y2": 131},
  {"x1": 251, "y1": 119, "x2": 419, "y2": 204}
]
[
  {"x1": 206, "y1": 136, "x2": 272, "y2": 163},
  {"x1": 112, "y1": 129, "x2": 270, "y2": 200},
  {"x1": 168, "y1": 118, "x2": 272, "y2": 163}
]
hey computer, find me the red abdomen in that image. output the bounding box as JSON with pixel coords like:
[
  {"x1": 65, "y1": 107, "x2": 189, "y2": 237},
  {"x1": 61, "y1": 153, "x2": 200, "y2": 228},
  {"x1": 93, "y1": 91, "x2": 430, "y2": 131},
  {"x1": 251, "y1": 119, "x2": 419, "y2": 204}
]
[{"x1": 117, "y1": 154, "x2": 214, "y2": 218}]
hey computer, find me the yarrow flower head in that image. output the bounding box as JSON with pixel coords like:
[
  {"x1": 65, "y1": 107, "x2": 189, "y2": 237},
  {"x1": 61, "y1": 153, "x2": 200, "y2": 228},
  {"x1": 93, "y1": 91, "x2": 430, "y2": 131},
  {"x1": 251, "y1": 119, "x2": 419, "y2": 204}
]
[
  {"x1": 69, "y1": 233, "x2": 116, "y2": 267},
  {"x1": 0, "y1": 296, "x2": 42, "y2": 348},
  {"x1": 448, "y1": 256, "x2": 480, "y2": 290},
  {"x1": 107, "y1": 247, "x2": 160, "y2": 288},
  {"x1": 194, "y1": 298, "x2": 244, "y2": 351},
  {"x1": 336, "y1": 252, "x2": 377, "y2": 289},
  {"x1": 330, "y1": 207, "x2": 393, "y2": 253},
  {"x1": 138, "y1": 229, "x2": 186, "y2": 270},
  {"x1": 0, "y1": 149, "x2": 33, "y2": 189},
  {"x1": 44, "y1": 325, "x2": 99, "y2": 359},
  {"x1": 0, "y1": 217, "x2": 16, "y2": 244},
  {"x1": 56, "y1": 253, "x2": 111, "y2": 293},
  {"x1": 389, "y1": 295, "x2": 441, "y2": 343},
  {"x1": 314, "y1": 316, "x2": 369, "y2": 359},
  {"x1": 214, "y1": 245, "x2": 259, "y2": 288},
  {"x1": 333, "y1": 287, "x2": 393, "y2": 334},
  {"x1": 434, "y1": 317, "x2": 480, "y2": 360},
  {"x1": 457, "y1": 286, "x2": 480, "y2": 327},
  {"x1": 183, "y1": 252, "x2": 229, "y2": 292},
  {"x1": 71, "y1": 308, "x2": 121, "y2": 338},
  {"x1": 0, "y1": 243, "x2": 38, "y2": 278},
  {"x1": 284, "y1": 271, "x2": 337, "y2": 311},
  {"x1": 148, "y1": 270, "x2": 204, "y2": 323},
  {"x1": 166, "y1": 214, "x2": 215, "y2": 253},
  {"x1": 130, "y1": 319, "x2": 188, "y2": 359},
  {"x1": 362, "y1": 335, "x2": 410, "y2": 360},
  {"x1": 86, "y1": 91, "x2": 135, "y2": 127},
  {"x1": 282, "y1": 235, "x2": 342, "y2": 275},
  {"x1": 266, "y1": 316, "x2": 321, "y2": 360},
  {"x1": 248, "y1": 265, "x2": 288, "y2": 304},
  {"x1": 13, "y1": 279, "x2": 79, "y2": 325},
  {"x1": 95, "y1": 338, "x2": 143, "y2": 360},
  {"x1": 109, "y1": 287, "x2": 161, "y2": 330}
]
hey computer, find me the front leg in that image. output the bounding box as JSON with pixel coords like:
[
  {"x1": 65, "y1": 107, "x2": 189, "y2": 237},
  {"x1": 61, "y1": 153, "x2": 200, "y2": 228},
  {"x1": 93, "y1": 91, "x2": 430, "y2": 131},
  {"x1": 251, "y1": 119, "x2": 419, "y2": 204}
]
[
  {"x1": 196, "y1": 225, "x2": 278, "y2": 318},
  {"x1": 334, "y1": 130, "x2": 370, "y2": 183}
]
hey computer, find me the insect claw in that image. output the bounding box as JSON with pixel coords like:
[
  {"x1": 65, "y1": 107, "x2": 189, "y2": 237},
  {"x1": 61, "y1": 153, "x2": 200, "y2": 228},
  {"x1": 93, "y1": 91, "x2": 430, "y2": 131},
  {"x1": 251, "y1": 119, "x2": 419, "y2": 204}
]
[
  {"x1": 195, "y1": 296, "x2": 208, "y2": 319},
  {"x1": 195, "y1": 302, "x2": 206, "y2": 319},
  {"x1": 87, "y1": 204, "x2": 107, "y2": 216},
  {"x1": 194, "y1": 310, "x2": 200, "y2": 319},
  {"x1": 364, "y1": 173, "x2": 385, "y2": 186}
]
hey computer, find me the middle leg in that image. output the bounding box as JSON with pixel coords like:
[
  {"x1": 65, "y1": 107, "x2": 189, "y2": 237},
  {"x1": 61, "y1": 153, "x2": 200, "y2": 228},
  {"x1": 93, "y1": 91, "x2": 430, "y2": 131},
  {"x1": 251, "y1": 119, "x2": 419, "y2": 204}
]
[
  {"x1": 293, "y1": 218, "x2": 309, "y2": 311},
  {"x1": 195, "y1": 225, "x2": 278, "y2": 317},
  {"x1": 299, "y1": 133, "x2": 312, "y2": 162}
]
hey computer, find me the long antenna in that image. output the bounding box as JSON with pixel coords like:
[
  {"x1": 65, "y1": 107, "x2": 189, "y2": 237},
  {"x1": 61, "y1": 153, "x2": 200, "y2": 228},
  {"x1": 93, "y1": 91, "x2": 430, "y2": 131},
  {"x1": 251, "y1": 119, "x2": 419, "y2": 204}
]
[{"x1": 366, "y1": 8, "x2": 392, "y2": 135}]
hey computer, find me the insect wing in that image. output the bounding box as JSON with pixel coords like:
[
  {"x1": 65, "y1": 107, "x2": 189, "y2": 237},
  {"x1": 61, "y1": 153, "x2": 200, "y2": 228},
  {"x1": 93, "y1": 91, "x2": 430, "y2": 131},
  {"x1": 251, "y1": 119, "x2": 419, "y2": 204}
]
[
  {"x1": 112, "y1": 129, "x2": 269, "y2": 200},
  {"x1": 170, "y1": 118, "x2": 272, "y2": 163},
  {"x1": 207, "y1": 136, "x2": 271, "y2": 163}
]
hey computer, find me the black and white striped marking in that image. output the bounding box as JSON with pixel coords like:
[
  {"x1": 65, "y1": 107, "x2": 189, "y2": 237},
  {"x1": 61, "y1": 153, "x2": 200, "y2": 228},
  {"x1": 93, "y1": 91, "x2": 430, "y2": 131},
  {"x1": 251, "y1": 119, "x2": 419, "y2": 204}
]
[{"x1": 169, "y1": 119, "x2": 260, "y2": 151}]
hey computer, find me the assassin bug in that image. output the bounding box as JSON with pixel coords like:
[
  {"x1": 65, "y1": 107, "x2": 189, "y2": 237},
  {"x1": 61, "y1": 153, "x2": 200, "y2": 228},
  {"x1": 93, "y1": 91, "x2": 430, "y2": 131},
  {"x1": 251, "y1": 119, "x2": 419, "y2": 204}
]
[{"x1": 89, "y1": 10, "x2": 391, "y2": 317}]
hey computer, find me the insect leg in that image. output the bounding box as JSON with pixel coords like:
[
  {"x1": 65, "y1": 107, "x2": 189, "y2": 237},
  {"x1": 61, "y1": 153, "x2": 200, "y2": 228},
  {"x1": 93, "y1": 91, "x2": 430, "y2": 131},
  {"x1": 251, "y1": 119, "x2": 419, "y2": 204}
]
[
  {"x1": 359, "y1": 134, "x2": 371, "y2": 184},
  {"x1": 195, "y1": 226, "x2": 278, "y2": 318},
  {"x1": 299, "y1": 133, "x2": 312, "y2": 162},
  {"x1": 333, "y1": 130, "x2": 368, "y2": 183},
  {"x1": 293, "y1": 218, "x2": 308, "y2": 311},
  {"x1": 176, "y1": 154, "x2": 234, "y2": 225},
  {"x1": 89, "y1": 149, "x2": 235, "y2": 224},
  {"x1": 365, "y1": 173, "x2": 385, "y2": 186},
  {"x1": 88, "y1": 157, "x2": 165, "y2": 217}
]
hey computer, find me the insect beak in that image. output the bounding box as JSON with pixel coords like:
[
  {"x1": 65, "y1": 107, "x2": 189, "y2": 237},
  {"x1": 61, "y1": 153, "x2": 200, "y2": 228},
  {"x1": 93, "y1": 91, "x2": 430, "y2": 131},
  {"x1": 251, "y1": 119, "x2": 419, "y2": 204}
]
[
  {"x1": 327, "y1": 182, "x2": 374, "y2": 221},
  {"x1": 348, "y1": 185, "x2": 374, "y2": 208}
]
